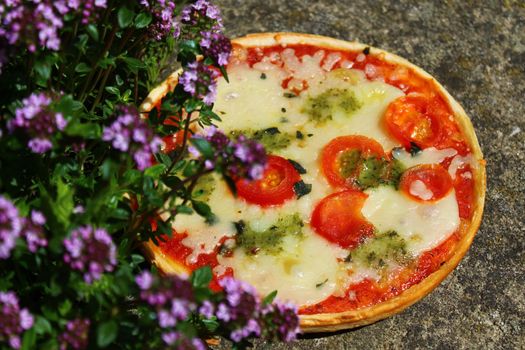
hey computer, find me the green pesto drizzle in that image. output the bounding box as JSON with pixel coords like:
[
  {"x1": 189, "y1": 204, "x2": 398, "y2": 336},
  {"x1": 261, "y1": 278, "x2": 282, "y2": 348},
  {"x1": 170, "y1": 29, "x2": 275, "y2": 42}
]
[
  {"x1": 229, "y1": 128, "x2": 293, "y2": 152},
  {"x1": 301, "y1": 88, "x2": 362, "y2": 125},
  {"x1": 235, "y1": 213, "x2": 304, "y2": 256},
  {"x1": 347, "y1": 231, "x2": 412, "y2": 269},
  {"x1": 192, "y1": 174, "x2": 216, "y2": 202}
]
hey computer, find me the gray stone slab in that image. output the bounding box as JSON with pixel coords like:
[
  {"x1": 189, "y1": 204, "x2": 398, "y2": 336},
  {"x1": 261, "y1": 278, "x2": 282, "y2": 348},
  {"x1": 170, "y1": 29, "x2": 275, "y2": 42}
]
[{"x1": 214, "y1": 1, "x2": 525, "y2": 348}]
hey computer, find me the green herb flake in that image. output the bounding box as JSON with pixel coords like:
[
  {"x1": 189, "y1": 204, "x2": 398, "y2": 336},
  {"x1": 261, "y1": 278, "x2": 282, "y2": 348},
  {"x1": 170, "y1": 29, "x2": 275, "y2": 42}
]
[
  {"x1": 293, "y1": 180, "x2": 312, "y2": 199},
  {"x1": 315, "y1": 279, "x2": 328, "y2": 288},
  {"x1": 260, "y1": 73, "x2": 267, "y2": 80},
  {"x1": 287, "y1": 159, "x2": 307, "y2": 174},
  {"x1": 283, "y1": 92, "x2": 298, "y2": 98}
]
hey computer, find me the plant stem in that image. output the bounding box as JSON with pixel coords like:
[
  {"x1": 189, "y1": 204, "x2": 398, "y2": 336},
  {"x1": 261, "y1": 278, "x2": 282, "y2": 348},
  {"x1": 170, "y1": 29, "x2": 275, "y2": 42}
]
[{"x1": 166, "y1": 111, "x2": 193, "y2": 174}]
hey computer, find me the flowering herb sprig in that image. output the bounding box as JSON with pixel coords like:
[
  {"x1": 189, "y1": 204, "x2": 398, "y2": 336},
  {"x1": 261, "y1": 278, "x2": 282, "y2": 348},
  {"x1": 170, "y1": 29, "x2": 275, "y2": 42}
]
[{"x1": 0, "y1": 0, "x2": 300, "y2": 349}]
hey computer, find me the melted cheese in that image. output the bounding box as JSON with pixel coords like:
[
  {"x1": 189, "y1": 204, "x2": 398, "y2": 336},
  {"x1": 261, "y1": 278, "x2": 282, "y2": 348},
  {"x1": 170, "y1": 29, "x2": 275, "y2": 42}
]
[
  {"x1": 218, "y1": 228, "x2": 345, "y2": 306},
  {"x1": 361, "y1": 186, "x2": 460, "y2": 256},
  {"x1": 393, "y1": 147, "x2": 457, "y2": 168}
]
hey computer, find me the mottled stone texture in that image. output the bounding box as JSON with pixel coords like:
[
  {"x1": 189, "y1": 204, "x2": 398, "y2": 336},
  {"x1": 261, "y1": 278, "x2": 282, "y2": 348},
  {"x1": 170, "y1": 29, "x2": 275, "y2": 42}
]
[{"x1": 211, "y1": 0, "x2": 525, "y2": 348}]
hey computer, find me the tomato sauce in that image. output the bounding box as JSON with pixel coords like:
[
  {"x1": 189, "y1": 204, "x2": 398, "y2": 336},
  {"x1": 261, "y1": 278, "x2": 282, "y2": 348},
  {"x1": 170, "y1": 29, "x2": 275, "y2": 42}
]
[
  {"x1": 158, "y1": 43, "x2": 478, "y2": 313},
  {"x1": 159, "y1": 232, "x2": 233, "y2": 291}
]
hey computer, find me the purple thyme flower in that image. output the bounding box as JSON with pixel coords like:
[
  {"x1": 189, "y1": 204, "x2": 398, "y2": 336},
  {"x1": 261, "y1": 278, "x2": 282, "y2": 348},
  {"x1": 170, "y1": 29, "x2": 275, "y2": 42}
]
[
  {"x1": 58, "y1": 318, "x2": 90, "y2": 350},
  {"x1": 7, "y1": 92, "x2": 67, "y2": 153},
  {"x1": 190, "y1": 127, "x2": 267, "y2": 181},
  {"x1": 135, "y1": 271, "x2": 153, "y2": 290},
  {"x1": 0, "y1": 1, "x2": 106, "y2": 55},
  {"x1": 140, "y1": 0, "x2": 180, "y2": 40},
  {"x1": 0, "y1": 291, "x2": 34, "y2": 349},
  {"x1": 199, "y1": 30, "x2": 231, "y2": 66},
  {"x1": 136, "y1": 273, "x2": 198, "y2": 345},
  {"x1": 102, "y1": 106, "x2": 162, "y2": 170},
  {"x1": 0, "y1": 195, "x2": 23, "y2": 259},
  {"x1": 261, "y1": 301, "x2": 301, "y2": 342},
  {"x1": 198, "y1": 300, "x2": 214, "y2": 318},
  {"x1": 63, "y1": 226, "x2": 117, "y2": 284},
  {"x1": 181, "y1": 0, "x2": 222, "y2": 28},
  {"x1": 179, "y1": 61, "x2": 219, "y2": 105},
  {"x1": 21, "y1": 210, "x2": 47, "y2": 253}
]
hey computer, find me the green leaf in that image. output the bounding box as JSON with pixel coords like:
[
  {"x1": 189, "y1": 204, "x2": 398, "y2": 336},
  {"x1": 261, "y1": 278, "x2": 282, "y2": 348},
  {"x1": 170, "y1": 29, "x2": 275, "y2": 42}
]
[
  {"x1": 131, "y1": 254, "x2": 145, "y2": 265},
  {"x1": 97, "y1": 321, "x2": 118, "y2": 348},
  {"x1": 144, "y1": 163, "x2": 166, "y2": 178},
  {"x1": 121, "y1": 57, "x2": 145, "y2": 73},
  {"x1": 34, "y1": 60, "x2": 52, "y2": 84},
  {"x1": 105, "y1": 86, "x2": 120, "y2": 96},
  {"x1": 86, "y1": 24, "x2": 99, "y2": 41},
  {"x1": 117, "y1": 6, "x2": 134, "y2": 28},
  {"x1": 202, "y1": 318, "x2": 219, "y2": 332},
  {"x1": 190, "y1": 138, "x2": 213, "y2": 158},
  {"x1": 134, "y1": 12, "x2": 152, "y2": 28},
  {"x1": 75, "y1": 62, "x2": 91, "y2": 74},
  {"x1": 175, "y1": 204, "x2": 193, "y2": 215},
  {"x1": 21, "y1": 328, "x2": 36, "y2": 350},
  {"x1": 262, "y1": 290, "x2": 278, "y2": 305},
  {"x1": 58, "y1": 299, "x2": 72, "y2": 316},
  {"x1": 54, "y1": 179, "x2": 74, "y2": 227},
  {"x1": 98, "y1": 57, "x2": 116, "y2": 69},
  {"x1": 33, "y1": 316, "x2": 52, "y2": 335},
  {"x1": 191, "y1": 266, "x2": 212, "y2": 288},
  {"x1": 65, "y1": 121, "x2": 101, "y2": 138}
]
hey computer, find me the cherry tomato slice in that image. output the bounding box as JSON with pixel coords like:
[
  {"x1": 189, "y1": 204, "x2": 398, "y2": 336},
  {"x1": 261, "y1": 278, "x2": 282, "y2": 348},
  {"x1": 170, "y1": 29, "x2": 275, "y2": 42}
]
[
  {"x1": 399, "y1": 164, "x2": 453, "y2": 202},
  {"x1": 236, "y1": 155, "x2": 300, "y2": 207},
  {"x1": 311, "y1": 190, "x2": 374, "y2": 249},
  {"x1": 321, "y1": 135, "x2": 386, "y2": 189},
  {"x1": 384, "y1": 94, "x2": 442, "y2": 149}
]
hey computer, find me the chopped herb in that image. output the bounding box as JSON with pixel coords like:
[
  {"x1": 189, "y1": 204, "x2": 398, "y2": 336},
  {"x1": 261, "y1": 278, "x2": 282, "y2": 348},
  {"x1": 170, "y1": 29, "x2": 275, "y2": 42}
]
[
  {"x1": 316, "y1": 279, "x2": 329, "y2": 288},
  {"x1": 218, "y1": 111, "x2": 226, "y2": 115},
  {"x1": 295, "y1": 130, "x2": 304, "y2": 139},
  {"x1": 263, "y1": 127, "x2": 280, "y2": 135},
  {"x1": 307, "y1": 133, "x2": 313, "y2": 137},
  {"x1": 293, "y1": 180, "x2": 312, "y2": 199},
  {"x1": 287, "y1": 159, "x2": 307, "y2": 174},
  {"x1": 409, "y1": 142, "x2": 422, "y2": 156},
  {"x1": 280, "y1": 117, "x2": 289, "y2": 123},
  {"x1": 281, "y1": 107, "x2": 287, "y2": 113},
  {"x1": 283, "y1": 92, "x2": 297, "y2": 98},
  {"x1": 234, "y1": 220, "x2": 246, "y2": 235},
  {"x1": 363, "y1": 47, "x2": 370, "y2": 55},
  {"x1": 260, "y1": 72, "x2": 267, "y2": 79}
]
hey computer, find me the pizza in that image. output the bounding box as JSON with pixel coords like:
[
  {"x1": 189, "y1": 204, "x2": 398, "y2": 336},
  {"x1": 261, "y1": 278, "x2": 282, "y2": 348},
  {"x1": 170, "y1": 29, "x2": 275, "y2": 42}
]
[{"x1": 141, "y1": 33, "x2": 486, "y2": 332}]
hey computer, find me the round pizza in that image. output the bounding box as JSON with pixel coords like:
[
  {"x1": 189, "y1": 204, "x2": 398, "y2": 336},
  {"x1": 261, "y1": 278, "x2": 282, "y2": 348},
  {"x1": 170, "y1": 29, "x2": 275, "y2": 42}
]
[{"x1": 141, "y1": 33, "x2": 486, "y2": 332}]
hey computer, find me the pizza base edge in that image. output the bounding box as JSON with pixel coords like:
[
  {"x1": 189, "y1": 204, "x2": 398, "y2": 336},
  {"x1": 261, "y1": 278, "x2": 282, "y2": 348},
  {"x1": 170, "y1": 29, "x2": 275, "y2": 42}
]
[{"x1": 139, "y1": 32, "x2": 487, "y2": 333}]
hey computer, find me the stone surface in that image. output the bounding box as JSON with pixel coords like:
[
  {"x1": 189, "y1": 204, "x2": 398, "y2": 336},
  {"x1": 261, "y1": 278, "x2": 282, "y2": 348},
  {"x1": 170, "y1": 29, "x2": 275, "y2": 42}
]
[{"x1": 214, "y1": 0, "x2": 525, "y2": 349}]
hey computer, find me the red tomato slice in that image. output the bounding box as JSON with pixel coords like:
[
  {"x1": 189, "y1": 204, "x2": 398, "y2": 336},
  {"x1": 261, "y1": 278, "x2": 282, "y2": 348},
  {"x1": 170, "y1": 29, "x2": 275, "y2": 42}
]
[
  {"x1": 311, "y1": 190, "x2": 374, "y2": 249},
  {"x1": 236, "y1": 155, "x2": 300, "y2": 207},
  {"x1": 384, "y1": 94, "x2": 442, "y2": 149},
  {"x1": 321, "y1": 135, "x2": 386, "y2": 189},
  {"x1": 399, "y1": 164, "x2": 453, "y2": 202}
]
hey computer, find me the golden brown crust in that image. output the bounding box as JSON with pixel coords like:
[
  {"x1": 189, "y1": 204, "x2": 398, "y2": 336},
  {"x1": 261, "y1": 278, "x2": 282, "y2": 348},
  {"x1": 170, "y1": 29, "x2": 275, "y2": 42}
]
[{"x1": 141, "y1": 32, "x2": 486, "y2": 333}]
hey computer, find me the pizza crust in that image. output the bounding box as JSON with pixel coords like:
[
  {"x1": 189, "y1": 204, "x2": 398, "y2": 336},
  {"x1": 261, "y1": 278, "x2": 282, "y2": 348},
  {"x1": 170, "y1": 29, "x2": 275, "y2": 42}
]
[{"x1": 140, "y1": 33, "x2": 486, "y2": 333}]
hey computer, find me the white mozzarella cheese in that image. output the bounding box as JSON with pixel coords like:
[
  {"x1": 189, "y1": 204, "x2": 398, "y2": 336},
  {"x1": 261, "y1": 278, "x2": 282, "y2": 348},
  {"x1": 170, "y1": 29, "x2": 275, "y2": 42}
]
[
  {"x1": 218, "y1": 228, "x2": 344, "y2": 306},
  {"x1": 361, "y1": 186, "x2": 460, "y2": 256},
  {"x1": 393, "y1": 147, "x2": 458, "y2": 168}
]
